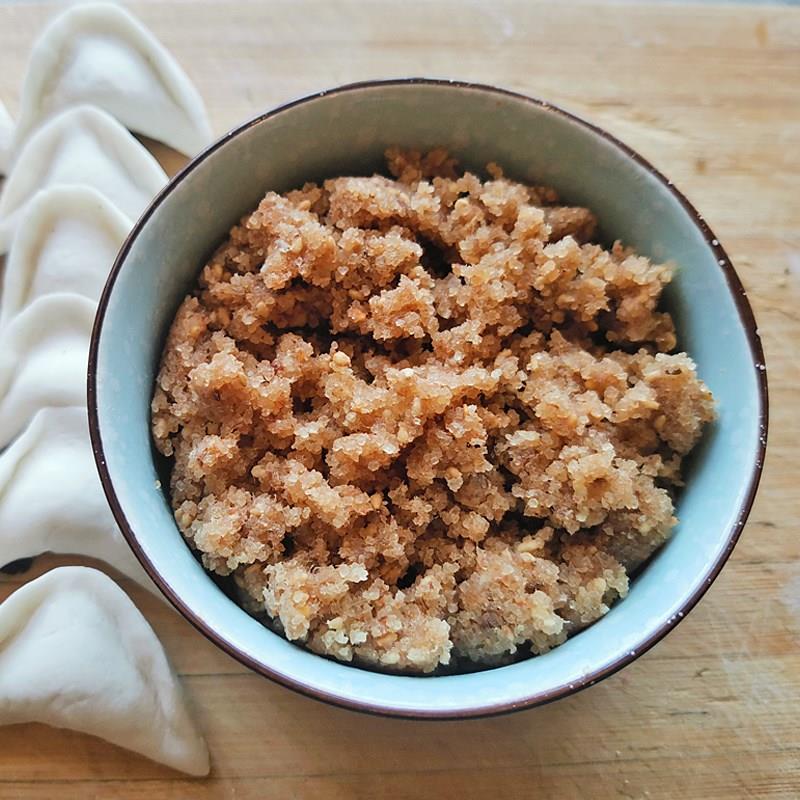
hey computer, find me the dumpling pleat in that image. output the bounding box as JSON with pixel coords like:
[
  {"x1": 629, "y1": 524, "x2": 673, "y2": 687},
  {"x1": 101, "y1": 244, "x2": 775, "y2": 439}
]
[
  {"x1": 8, "y1": 2, "x2": 212, "y2": 161},
  {"x1": 0, "y1": 566, "x2": 209, "y2": 775},
  {"x1": 0, "y1": 105, "x2": 164, "y2": 253}
]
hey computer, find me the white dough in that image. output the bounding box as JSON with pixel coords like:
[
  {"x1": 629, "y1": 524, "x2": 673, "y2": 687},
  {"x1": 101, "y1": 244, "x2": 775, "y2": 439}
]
[
  {"x1": 0, "y1": 293, "x2": 95, "y2": 448},
  {"x1": 9, "y1": 2, "x2": 212, "y2": 160},
  {"x1": 0, "y1": 407, "x2": 155, "y2": 591},
  {"x1": 0, "y1": 105, "x2": 163, "y2": 253},
  {"x1": 0, "y1": 99, "x2": 12, "y2": 174},
  {"x1": 0, "y1": 566, "x2": 209, "y2": 775},
  {"x1": 0, "y1": 186, "x2": 132, "y2": 326}
]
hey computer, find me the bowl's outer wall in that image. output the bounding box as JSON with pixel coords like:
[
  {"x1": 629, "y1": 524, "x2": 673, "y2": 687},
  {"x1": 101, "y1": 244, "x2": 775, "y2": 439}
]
[{"x1": 94, "y1": 82, "x2": 765, "y2": 716}]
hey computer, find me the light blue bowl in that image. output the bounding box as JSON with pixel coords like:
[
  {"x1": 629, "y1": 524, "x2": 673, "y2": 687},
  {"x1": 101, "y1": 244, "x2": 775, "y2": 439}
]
[{"x1": 88, "y1": 80, "x2": 768, "y2": 718}]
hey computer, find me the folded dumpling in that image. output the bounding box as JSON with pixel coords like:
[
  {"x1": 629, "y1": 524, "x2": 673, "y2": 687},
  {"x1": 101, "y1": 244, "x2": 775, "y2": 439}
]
[
  {"x1": 0, "y1": 100, "x2": 12, "y2": 174},
  {"x1": 0, "y1": 105, "x2": 162, "y2": 253},
  {"x1": 0, "y1": 566, "x2": 209, "y2": 775},
  {"x1": 9, "y1": 3, "x2": 212, "y2": 160},
  {"x1": 0, "y1": 406, "x2": 155, "y2": 591},
  {"x1": 1, "y1": 186, "x2": 132, "y2": 326},
  {"x1": 0, "y1": 293, "x2": 95, "y2": 448}
]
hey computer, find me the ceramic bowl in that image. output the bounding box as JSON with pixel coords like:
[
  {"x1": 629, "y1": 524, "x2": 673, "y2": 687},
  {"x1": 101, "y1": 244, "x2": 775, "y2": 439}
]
[{"x1": 88, "y1": 79, "x2": 768, "y2": 718}]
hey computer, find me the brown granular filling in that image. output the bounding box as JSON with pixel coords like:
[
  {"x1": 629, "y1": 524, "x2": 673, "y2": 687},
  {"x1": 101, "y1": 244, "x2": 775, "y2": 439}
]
[{"x1": 152, "y1": 149, "x2": 715, "y2": 674}]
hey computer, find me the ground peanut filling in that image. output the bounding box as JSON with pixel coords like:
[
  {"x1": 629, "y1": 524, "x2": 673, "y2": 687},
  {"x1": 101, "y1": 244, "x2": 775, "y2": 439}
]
[{"x1": 152, "y1": 149, "x2": 715, "y2": 674}]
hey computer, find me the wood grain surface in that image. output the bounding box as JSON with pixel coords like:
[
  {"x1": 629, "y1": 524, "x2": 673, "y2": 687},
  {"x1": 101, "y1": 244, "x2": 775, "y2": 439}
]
[{"x1": 0, "y1": 2, "x2": 798, "y2": 798}]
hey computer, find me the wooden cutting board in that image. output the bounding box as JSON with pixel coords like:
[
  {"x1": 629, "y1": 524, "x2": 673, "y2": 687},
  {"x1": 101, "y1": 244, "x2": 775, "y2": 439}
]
[{"x1": 0, "y1": 2, "x2": 798, "y2": 798}]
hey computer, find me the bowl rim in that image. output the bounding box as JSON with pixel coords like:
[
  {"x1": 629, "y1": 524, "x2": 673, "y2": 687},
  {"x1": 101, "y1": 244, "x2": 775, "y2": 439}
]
[{"x1": 87, "y1": 77, "x2": 769, "y2": 720}]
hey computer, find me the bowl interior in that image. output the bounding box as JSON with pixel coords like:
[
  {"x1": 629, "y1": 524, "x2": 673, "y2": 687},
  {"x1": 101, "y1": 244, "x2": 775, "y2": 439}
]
[{"x1": 91, "y1": 81, "x2": 765, "y2": 717}]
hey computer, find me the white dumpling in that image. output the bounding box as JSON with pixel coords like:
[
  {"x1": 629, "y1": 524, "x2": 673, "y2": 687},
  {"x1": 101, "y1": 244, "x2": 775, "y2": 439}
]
[
  {"x1": 0, "y1": 566, "x2": 209, "y2": 775},
  {"x1": 0, "y1": 99, "x2": 12, "y2": 174},
  {"x1": 9, "y1": 2, "x2": 212, "y2": 160},
  {"x1": 0, "y1": 105, "x2": 163, "y2": 253},
  {"x1": 0, "y1": 406, "x2": 156, "y2": 591},
  {"x1": 0, "y1": 293, "x2": 95, "y2": 448},
  {"x1": 0, "y1": 186, "x2": 131, "y2": 326}
]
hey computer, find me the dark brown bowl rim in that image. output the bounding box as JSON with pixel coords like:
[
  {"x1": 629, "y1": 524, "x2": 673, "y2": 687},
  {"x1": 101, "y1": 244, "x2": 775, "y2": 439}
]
[{"x1": 87, "y1": 78, "x2": 769, "y2": 720}]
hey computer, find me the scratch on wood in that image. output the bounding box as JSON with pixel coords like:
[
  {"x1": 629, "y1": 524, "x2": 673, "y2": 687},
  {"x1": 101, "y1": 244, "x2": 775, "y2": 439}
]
[{"x1": 755, "y1": 19, "x2": 768, "y2": 47}]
